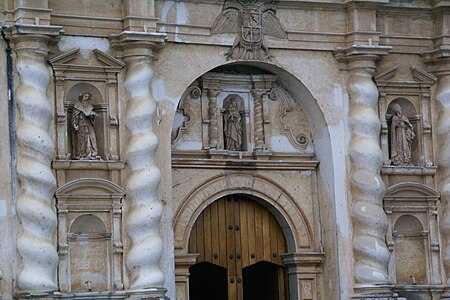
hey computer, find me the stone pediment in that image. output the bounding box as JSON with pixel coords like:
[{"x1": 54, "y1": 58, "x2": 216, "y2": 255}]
[
  {"x1": 375, "y1": 65, "x2": 436, "y2": 86},
  {"x1": 49, "y1": 48, "x2": 125, "y2": 72},
  {"x1": 385, "y1": 182, "x2": 440, "y2": 199},
  {"x1": 56, "y1": 178, "x2": 125, "y2": 199}
]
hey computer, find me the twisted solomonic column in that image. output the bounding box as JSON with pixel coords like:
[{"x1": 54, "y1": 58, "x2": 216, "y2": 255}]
[
  {"x1": 123, "y1": 52, "x2": 164, "y2": 289},
  {"x1": 340, "y1": 52, "x2": 391, "y2": 289},
  {"x1": 434, "y1": 73, "x2": 450, "y2": 284},
  {"x1": 10, "y1": 29, "x2": 61, "y2": 292}
]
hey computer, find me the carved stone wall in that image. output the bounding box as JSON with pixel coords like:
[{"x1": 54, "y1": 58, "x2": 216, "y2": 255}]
[{"x1": 2, "y1": 1, "x2": 450, "y2": 300}]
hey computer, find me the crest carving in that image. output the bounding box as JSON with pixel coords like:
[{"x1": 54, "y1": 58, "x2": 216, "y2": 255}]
[{"x1": 211, "y1": 0, "x2": 287, "y2": 61}]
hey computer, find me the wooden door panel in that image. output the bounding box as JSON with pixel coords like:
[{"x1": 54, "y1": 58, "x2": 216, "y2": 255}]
[{"x1": 188, "y1": 195, "x2": 288, "y2": 300}]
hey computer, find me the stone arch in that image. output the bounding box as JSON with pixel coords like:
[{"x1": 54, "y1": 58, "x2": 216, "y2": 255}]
[
  {"x1": 166, "y1": 59, "x2": 338, "y2": 298},
  {"x1": 55, "y1": 178, "x2": 126, "y2": 198},
  {"x1": 173, "y1": 172, "x2": 313, "y2": 253}
]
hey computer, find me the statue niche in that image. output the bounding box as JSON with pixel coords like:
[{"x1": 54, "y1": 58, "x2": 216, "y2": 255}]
[
  {"x1": 72, "y1": 92, "x2": 101, "y2": 160},
  {"x1": 387, "y1": 100, "x2": 417, "y2": 166},
  {"x1": 223, "y1": 95, "x2": 245, "y2": 151}
]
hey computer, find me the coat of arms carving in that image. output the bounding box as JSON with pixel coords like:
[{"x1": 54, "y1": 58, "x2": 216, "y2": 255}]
[{"x1": 211, "y1": 0, "x2": 287, "y2": 61}]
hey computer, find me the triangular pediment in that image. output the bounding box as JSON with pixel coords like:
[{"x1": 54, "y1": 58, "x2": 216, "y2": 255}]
[
  {"x1": 48, "y1": 48, "x2": 79, "y2": 65},
  {"x1": 411, "y1": 66, "x2": 437, "y2": 83},
  {"x1": 49, "y1": 48, "x2": 125, "y2": 69},
  {"x1": 374, "y1": 65, "x2": 398, "y2": 81}
]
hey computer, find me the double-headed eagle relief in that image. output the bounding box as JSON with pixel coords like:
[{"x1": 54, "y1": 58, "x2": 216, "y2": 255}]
[{"x1": 211, "y1": 0, "x2": 287, "y2": 61}]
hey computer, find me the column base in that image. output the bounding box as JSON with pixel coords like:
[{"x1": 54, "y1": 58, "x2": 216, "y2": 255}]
[
  {"x1": 14, "y1": 288, "x2": 169, "y2": 300},
  {"x1": 352, "y1": 284, "x2": 396, "y2": 300}
]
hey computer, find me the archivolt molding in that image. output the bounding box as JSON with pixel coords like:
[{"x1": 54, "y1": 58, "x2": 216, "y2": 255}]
[
  {"x1": 385, "y1": 182, "x2": 440, "y2": 199},
  {"x1": 173, "y1": 172, "x2": 313, "y2": 253}
]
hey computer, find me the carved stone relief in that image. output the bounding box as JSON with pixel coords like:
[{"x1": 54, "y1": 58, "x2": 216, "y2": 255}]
[
  {"x1": 271, "y1": 85, "x2": 313, "y2": 153},
  {"x1": 174, "y1": 68, "x2": 315, "y2": 157},
  {"x1": 211, "y1": 0, "x2": 287, "y2": 61},
  {"x1": 172, "y1": 85, "x2": 201, "y2": 146}
]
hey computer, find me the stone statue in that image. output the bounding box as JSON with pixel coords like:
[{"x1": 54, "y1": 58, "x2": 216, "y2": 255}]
[
  {"x1": 71, "y1": 92, "x2": 101, "y2": 160},
  {"x1": 224, "y1": 98, "x2": 243, "y2": 151},
  {"x1": 390, "y1": 103, "x2": 415, "y2": 166}
]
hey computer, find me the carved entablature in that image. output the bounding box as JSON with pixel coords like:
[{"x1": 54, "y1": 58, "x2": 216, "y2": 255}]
[
  {"x1": 376, "y1": 65, "x2": 437, "y2": 180},
  {"x1": 49, "y1": 48, "x2": 125, "y2": 162},
  {"x1": 171, "y1": 67, "x2": 314, "y2": 160}
]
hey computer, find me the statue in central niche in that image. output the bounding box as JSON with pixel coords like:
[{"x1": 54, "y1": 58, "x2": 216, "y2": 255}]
[
  {"x1": 390, "y1": 103, "x2": 415, "y2": 166},
  {"x1": 224, "y1": 98, "x2": 243, "y2": 151},
  {"x1": 71, "y1": 92, "x2": 101, "y2": 160}
]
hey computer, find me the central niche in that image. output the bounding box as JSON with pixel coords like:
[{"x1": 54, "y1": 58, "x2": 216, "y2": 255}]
[{"x1": 171, "y1": 64, "x2": 314, "y2": 158}]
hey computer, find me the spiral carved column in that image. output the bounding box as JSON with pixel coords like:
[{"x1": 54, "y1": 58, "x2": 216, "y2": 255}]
[
  {"x1": 348, "y1": 57, "x2": 390, "y2": 285},
  {"x1": 434, "y1": 70, "x2": 450, "y2": 284},
  {"x1": 111, "y1": 33, "x2": 166, "y2": 295},
  {"x1": 336, "y1": 48, "x2": 392, "y2": 298},
  {"x1": 252, "y1": 90, "x2": 265, "y2": 151},
  {"x1": 8, "y1": 27, "x2": 62, "y2": 292}
]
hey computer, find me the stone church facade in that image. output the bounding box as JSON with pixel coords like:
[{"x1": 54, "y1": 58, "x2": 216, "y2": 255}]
[{"x1": 0, "y1": 0, "x2": 449, "y2": 299}]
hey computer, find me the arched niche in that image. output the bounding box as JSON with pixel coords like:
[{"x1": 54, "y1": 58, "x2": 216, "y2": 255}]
[
  {"x1": 66, "y1": 83, "x2": 106, "y2": 160},
  {"x1": 68, "y1": 214, "x2": 110, "y2": 292},
  {"x1": 393, "y1": 215, "x2": 427, "y2": 284},
  {"x1": 386, "y1": 98, "x2": 420, "y2": 166},
  {"x1": 384, "y1": 182, "x2": 440, "y2": 287},
  {"x1": 55, "y1": 178, "x2": 125, "y2": 293}
]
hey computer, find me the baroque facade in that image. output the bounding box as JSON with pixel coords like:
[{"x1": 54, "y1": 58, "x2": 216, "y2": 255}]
[{"x1": 1, "y1": 0, "x2": 450, "y2": 299}]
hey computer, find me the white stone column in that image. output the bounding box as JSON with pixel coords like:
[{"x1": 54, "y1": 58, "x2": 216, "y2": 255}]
[
  {"x1": 335, "y1": 47, "x2": 392, "y2": 298},
  {"x1": 422, "y1": 53, "x2": 450, "y2": 287},
  {"x1": 6, "y1": 25, "x2": 62, "y2": 293},
  {"x1": 111, "y1": 33, "x2": 167, "y2": 297}
]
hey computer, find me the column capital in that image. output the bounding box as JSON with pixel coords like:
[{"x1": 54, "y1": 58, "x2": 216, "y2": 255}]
[
  {"x1": 4, "y1": 24, "x2": 63, "y2": 46},
  {"x1": 334, "y1": 45, "x2": 391, "y2": 71},
  {"x1": 422, "y1": 48, "x2": 450, "y2": 76},
  {"x1": 110, "y1": 31, "x2": 167, "y2": 60}
]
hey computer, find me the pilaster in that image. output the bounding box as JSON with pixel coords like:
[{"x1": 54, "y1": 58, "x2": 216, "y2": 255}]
[
  {"x1": 4, "y1": 24, "x2": 62, "y2": 294},
  {"x1": 335, "y1": 46, "x2": 394, "y2": 299},
  {"x1": 110, "y1": 31, "x2": 167, "y2": 299}
]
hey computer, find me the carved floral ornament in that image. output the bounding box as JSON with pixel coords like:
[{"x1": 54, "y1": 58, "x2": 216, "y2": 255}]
[{"x1": 211, "y1": 0, "x2": 287, "y2": 61}]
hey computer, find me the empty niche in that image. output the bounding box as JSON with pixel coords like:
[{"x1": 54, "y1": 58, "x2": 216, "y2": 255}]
[
  {"x1": 66, "y1": 83, "x2": 105, "y2": 160},
  {"x1": 393, "y1": 214, "x2": 427, "y2": 284},
  {"x1": 69, "y1": 214, "x2": 111, "y2": 292},
  {"x1": 386, "y1": 99, "x2": 419, "y2": 166},
  {"x1": 222, "y1": 94, "x2": 247, "y2": 151}
]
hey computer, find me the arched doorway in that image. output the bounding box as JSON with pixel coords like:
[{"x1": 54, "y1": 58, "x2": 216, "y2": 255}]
[{"x1": 188, "y1": 195, "x2": 289, "y2": 300}]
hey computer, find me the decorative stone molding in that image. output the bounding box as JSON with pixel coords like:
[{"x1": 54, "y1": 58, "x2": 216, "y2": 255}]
[
  {"x1": 173, "y1": 172, "x2": 314, "y2": 252},
  {"x1": 110, "y1": 32, "x2": 166, "y2": 292},
  {"x1": 5, "y1": 24, "x2": 62, "y2": 293},
  {"x1": 335, "y1": 46, "x2": 392, "y2": 296}
]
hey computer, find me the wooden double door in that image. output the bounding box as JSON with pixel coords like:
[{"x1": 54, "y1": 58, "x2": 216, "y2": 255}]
[{"x1": 188, "y1": 195, "x2": 289, "y2": 300}]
